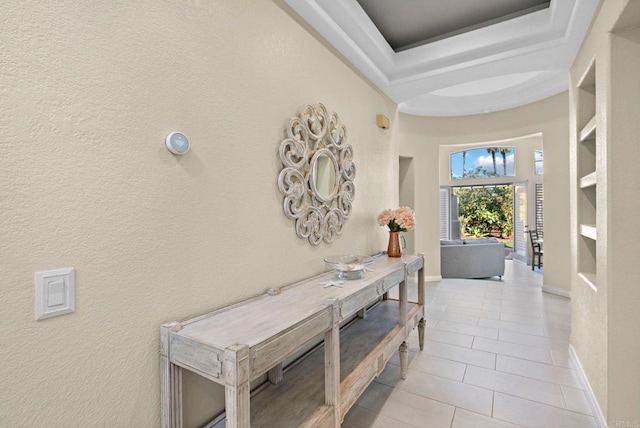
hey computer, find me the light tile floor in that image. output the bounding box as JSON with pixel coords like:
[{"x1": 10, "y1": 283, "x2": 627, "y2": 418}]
[{"x1": 343, "y1": 260, "x2": 597, "y2": 428}]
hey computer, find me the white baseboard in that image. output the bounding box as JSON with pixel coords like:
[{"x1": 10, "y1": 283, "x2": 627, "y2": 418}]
[
  {"x1": 424, "y1": 275, "x2": 442, "y2": 282},
  {"x1": 569, "y1": 345, "x2": 606, "y2": 427},
  {"x1": 542, "y1": 284, "x2": 571, "y2": 299}
]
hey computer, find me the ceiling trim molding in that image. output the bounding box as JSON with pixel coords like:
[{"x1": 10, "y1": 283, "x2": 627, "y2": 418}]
[{"x1": 284, "y1": 0, "x2": 599, "y2": 116}]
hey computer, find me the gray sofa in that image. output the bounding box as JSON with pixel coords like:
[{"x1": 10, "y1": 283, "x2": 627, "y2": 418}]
[{"x1": 440, "y1": 238, "x2": 505, "y2": 279}]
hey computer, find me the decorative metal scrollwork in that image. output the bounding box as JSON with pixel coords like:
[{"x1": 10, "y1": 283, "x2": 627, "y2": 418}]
[{"x1": 277, "y1": 103, "x2": 356, "y2": 245}]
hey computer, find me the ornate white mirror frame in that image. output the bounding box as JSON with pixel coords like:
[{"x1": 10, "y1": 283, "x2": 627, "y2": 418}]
[{"x1": 278, "y1": 104, "x2": 356, "y2": 245}]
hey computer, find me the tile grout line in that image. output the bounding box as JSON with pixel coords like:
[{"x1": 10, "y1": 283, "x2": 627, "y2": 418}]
[
  {"x1": 459, "y1": 408, "x2": 530, "y2": 428},
  {"x1": 471, "y1": 339, "x2": 564, "y2": 364},
  {"x1": 491, "y1": 362, "x2": 583, "y2": 390},
  {"x1": 491, "y1": 391, "x2": 495, "y2": 417},
  {"x1": 493, "y1": 390, "x2": 600, "y2": 418},
  {"x1": 375, "y1": 410, "x2": 422, "y2": 428},
  {"x1": 428, "y1": 318, "x2": 500, "y2": 339},
  {"x1": 559, "y1": 383, "x2": 569, "y2": 410},
  {"x1": 495, "y1": 332, "x2": 571, "y2": 348},
  {"x1": 385, "y1": 362, "x2": 464, "y2": 383},
  {"x1": 372, "y1": 376, "x2": 496, "y2": 417},
  {"x1": 466, "y1": 365, "x2": 590, "y2": 409},
  {"x1": 421, "y1": 340, "x2": 501, "y2": 368}
]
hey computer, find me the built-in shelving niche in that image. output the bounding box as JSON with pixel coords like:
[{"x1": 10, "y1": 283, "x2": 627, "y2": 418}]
[{"x1": 576, "y1": 57, "x2": 597, "y2": 291}]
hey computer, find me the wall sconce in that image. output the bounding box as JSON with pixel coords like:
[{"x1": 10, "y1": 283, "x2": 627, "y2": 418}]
[{"x1": 376, "y1": 114, "x2": 390, "y2": 129}]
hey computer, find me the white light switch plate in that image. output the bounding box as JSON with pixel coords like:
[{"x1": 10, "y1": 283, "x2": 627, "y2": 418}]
[{"x1": 35, "y1": 268, "x2": 75, "y2": 320}]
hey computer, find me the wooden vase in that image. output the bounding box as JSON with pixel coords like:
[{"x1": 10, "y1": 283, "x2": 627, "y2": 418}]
[{"x1": 387, "y1": 231, "x2": 402, "y2": 257}]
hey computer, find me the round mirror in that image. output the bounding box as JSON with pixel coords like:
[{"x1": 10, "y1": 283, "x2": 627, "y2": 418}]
[{"x1": 312, "y1": 151, "x2": 338, "y2": 202}]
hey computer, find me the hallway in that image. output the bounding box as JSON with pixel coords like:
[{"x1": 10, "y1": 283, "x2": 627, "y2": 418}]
[{"x1": 343, "y1": 261, "x2": 597, "y2": 427}]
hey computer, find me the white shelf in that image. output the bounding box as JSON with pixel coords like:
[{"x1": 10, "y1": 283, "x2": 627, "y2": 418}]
[
  {"x1": 251, "y1": 301, "x2": 419, "y2": 426},
  {"x1": 580, "y1": 116, "x2": 596, "y2": 142},
  {"x1": 577, "y1": 57, "x2": 596, "y2": 93},
  {"x1": 580, "y1": 224, "x2": 597, "y2": 240},
  {"x1": 578, "y1": 272, "x2": 597, "y2": 292},
  {"x1": 580, "y1": 172, "x2": 597, "y2": 188}
]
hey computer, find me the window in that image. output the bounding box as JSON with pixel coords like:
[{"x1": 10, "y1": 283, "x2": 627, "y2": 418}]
[
  {"x1": 534, "y1": 150, "x2": 544, "y2": 175},
  {"x1": 450, "y1": 147, "x2": 515, "y2": 180}
]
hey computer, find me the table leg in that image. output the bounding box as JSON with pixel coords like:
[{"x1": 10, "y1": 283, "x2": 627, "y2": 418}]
[
  {"x1": 325, "y1": 300, "x2": 341, "y2": 427},
  {"x1": 225, "y1": 344, "x2": 251, "y2": 428},
  {"x1": 399, "y1": 342, "x2": 408, "y2": 380},
  {"x1": 161, "y1": 323, "x2": 183, "y2": 428},
  {"x1": 418, "y1": 318, "x2": 426, "y2": 351}
]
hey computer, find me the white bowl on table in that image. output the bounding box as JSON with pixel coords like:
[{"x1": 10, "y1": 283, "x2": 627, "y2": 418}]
[{"x1": 323, "y1": 255, "x2": 375, "y2": 280}]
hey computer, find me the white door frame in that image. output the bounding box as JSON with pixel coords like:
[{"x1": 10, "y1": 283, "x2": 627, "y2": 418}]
[
  {"x1": 513, "y1": 181, "x2": 528, "y2": 263},
  {"x1": 439, "y1": 186, "x2": 451, "y2": 240}
]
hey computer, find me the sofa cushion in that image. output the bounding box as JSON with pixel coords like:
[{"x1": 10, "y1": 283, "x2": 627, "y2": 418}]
[
  {"x1": 463, "y1": 238, "x2": 499, "y2": 245},
  {"x1": 440, "y1": 240, "x2": 464, "y2": 246}
]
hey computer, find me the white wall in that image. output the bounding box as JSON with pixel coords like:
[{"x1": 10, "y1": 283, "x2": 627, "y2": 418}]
[
  {"x1": 0, "y1": 1, "x2": 399, "y2": 426},
  {"x1": 399, "y1": 93, "x2": 570, "y2": 291}
]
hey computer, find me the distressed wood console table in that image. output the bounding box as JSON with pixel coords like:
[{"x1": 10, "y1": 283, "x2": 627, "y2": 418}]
[{"x1": 160, "y1": 254, "x2": 425, "y2": 427}]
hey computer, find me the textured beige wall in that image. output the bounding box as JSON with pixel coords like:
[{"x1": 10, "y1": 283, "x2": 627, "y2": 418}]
[
  {"x1": 0, "y1": 1, "x2": 399, "y2": 426},
  {"x1": 570, "y1": 0, "x2": 640, "y2": 422},
  {"x1": 608, "y1": 24, "x2": 640, "y2": 423},
  {"x1": 399, "y1": 93, "x2": 570, "y2": 288},
  {"x1": 571, "y1": 0, "x2": 640, "y2": 426},
  {"x1": 568, "y1": 0, "x2": 610, "y2": 414}
]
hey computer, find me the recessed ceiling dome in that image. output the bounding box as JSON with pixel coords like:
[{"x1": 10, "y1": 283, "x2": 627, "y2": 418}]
[{"x1": 431, "y1": 72, "x2": 543, "y2": 98}]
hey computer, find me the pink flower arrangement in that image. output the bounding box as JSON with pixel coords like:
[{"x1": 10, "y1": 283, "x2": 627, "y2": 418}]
[{"x1": 377, "y1": 207, "x2": 416, "y2": 232}]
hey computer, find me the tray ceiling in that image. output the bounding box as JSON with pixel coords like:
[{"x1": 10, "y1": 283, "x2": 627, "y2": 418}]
[
  {"x1": 357, "y1": 0, "x2": 551, "y2": 52},
  {"x1": 283, "y1": 0, "x2": 600, "y2": 116}
]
